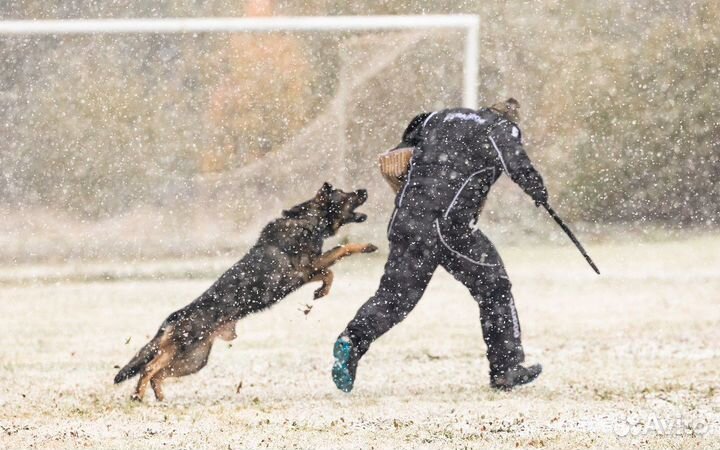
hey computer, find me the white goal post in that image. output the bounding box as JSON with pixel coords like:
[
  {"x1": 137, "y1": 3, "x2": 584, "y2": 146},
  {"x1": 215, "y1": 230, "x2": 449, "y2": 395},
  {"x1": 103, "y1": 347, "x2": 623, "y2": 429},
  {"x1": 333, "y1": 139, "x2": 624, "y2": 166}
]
[{"x1": 0, "y1": 14, "x2": 480, "y2": 107}]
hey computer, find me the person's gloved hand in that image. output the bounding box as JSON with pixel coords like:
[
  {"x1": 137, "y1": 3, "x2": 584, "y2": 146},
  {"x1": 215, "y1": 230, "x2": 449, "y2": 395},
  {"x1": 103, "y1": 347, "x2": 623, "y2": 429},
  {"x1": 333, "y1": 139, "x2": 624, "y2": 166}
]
[{"x1": 531, "y1": 186, "x2": 548, "y2": 207}]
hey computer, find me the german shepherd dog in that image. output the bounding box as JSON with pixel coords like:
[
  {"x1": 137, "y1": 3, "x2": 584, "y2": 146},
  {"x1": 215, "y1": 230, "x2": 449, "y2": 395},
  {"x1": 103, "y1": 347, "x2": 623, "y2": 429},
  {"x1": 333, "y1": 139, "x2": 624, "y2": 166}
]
[{"x1": 114, "y1": 182, "x2": 376, "y2": 401}]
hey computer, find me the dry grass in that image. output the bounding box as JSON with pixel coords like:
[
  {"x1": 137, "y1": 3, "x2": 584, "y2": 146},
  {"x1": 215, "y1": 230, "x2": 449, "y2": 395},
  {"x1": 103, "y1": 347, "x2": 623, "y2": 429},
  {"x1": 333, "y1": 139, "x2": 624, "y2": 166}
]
[{"x1": 1, "y1": 236, "x2": 719, "y2": 449}]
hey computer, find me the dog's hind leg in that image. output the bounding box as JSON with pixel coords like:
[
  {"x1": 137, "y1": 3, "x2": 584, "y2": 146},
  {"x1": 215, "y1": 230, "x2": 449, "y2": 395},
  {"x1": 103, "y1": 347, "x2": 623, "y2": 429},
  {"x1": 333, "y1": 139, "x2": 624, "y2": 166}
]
[
  {"x1": 216, "y1": 321, "x2": 237, "y2": 341},
  {"x1": 132, "y1": 348, "x2": 173, "y2": 401},
  {"x1": 132, "y1": 368, "x2": 153, "y2": 402},
  {"x1": 150, "y1": 372, "x2": 167, "y2": 401}
]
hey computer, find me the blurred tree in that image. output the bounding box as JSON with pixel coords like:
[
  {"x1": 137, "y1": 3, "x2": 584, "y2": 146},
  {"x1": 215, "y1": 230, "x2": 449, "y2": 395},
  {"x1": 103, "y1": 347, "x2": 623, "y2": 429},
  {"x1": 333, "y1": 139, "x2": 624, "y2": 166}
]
[
  {"x1": 568, "y1": 2, "x2": 720, "y2": 224},
  {"x1": 206, "y1": 0, "x2": 316, "y2": 170},
  {"x1": 0, "y1": 0, "x2": 718, "y2": 228}
]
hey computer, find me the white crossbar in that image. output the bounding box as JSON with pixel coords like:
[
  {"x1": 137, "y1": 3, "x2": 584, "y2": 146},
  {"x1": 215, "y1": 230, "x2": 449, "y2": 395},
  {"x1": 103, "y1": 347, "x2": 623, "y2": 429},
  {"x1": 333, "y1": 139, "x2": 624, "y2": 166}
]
[{"x1": 0, "y1": 15, "x2": 480, "y2": 107}]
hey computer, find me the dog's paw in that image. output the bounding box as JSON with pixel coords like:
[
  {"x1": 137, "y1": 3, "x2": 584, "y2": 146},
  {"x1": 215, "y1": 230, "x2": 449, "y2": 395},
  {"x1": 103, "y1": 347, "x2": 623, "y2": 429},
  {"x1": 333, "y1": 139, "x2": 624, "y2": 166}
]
[
  {"x1": 362, "y1": 244, "x2": 378, "y2": 253},
  {"x1": 314, "y1": 286, "x2": 329, "y2": 300}
]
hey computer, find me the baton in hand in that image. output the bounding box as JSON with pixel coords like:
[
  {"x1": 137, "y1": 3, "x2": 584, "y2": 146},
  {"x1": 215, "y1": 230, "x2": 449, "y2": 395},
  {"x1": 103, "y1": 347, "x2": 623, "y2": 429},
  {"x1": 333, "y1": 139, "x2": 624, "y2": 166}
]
[{"x1": 542, "y1": 203, "x2": 600, "y2": 274}]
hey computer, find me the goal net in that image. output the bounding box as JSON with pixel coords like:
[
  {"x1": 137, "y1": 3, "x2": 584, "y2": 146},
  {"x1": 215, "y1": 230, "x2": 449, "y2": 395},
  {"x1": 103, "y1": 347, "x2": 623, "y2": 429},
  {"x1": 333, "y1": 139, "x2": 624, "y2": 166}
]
[{"x1": 0, "y1": 17, "x2": 474, "y2": 261}]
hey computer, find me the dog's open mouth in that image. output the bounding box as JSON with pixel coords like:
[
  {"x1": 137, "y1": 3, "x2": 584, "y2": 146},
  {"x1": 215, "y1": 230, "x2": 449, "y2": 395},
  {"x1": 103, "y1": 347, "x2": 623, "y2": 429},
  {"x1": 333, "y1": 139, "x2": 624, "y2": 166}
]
[{"x1": 350, "y1": 189, "x2": 368, "y2": 223}]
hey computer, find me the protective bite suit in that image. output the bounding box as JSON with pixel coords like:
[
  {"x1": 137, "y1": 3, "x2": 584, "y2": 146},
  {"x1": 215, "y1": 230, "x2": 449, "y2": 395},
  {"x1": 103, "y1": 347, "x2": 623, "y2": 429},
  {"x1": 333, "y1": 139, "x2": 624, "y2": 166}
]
[{"x1": 341, "y1": 106, "x2": 547, "y2": 377}]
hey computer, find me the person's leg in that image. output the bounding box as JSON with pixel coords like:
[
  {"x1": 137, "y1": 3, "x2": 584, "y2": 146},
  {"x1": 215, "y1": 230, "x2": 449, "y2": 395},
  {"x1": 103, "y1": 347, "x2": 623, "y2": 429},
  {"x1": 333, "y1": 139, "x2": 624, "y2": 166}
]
[
  {"x1": 439, "y1": 225, "x2": 540, "y2": 389},
  {"x1": 333, "y1": 237, "x2": 440, "y2": 392}
]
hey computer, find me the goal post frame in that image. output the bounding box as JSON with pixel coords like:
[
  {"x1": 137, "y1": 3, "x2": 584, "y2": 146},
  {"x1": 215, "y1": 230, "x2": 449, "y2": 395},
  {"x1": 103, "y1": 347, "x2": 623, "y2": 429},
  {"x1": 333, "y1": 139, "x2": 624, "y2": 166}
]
[{"x1": 0, "y1": 14, "x2": 480, "y2": 107}]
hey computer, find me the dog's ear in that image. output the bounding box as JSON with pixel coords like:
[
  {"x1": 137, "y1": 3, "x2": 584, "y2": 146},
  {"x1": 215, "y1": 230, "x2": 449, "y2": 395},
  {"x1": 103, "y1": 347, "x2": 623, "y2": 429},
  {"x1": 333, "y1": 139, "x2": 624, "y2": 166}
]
[{"x1": 316, "y1": 182, "x2": 333, "y2": 202}]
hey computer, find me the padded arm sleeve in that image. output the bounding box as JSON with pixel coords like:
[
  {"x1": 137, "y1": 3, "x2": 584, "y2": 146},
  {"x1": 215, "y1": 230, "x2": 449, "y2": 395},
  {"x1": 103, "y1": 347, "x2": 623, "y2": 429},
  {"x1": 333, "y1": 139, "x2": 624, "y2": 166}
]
[{"x1": 488, "y1": 121, "x2": 548, "y2": 205}]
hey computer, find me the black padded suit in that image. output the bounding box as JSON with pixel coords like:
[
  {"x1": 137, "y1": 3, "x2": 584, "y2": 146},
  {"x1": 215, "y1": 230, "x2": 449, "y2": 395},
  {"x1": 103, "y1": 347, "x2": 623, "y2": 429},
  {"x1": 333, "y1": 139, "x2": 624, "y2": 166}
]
[{"x1": 342, "y1": 107, "x2": 547, "y2": 374}]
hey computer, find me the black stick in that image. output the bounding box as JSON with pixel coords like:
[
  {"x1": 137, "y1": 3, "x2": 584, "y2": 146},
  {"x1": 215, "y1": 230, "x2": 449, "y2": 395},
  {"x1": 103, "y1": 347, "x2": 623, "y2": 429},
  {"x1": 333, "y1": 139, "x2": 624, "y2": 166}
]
[{"x1": 543, "y1": 204, "x2": 600, "y2": 274}]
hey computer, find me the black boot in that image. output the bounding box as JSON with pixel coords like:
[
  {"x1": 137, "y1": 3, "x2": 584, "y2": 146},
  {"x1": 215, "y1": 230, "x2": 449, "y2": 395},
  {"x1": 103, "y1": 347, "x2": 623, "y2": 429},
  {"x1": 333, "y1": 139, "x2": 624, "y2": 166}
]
[{"x1": 490, "y1": 363, "x2": 542, "y2": 391}]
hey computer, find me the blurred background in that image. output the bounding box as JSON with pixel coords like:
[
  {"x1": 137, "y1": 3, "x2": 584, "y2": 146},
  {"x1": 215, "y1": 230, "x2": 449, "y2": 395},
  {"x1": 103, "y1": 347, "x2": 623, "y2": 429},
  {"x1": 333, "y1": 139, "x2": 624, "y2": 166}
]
[{"x1": 0, "y1": 0, "x2": 718, "y2": 263}]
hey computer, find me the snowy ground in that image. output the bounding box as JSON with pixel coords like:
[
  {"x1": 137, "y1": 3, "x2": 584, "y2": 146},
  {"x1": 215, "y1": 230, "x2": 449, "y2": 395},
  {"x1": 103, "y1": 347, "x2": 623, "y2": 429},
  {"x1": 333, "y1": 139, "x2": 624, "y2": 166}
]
[{"x1": 1, "y1": 236, "x2": 719, "y2": 449}]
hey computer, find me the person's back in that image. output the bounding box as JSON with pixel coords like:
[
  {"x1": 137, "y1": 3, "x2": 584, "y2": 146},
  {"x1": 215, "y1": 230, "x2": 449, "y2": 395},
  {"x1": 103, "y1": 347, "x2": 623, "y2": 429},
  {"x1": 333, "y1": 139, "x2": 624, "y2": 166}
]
[{"x1": 387, "y1": 103, "x2": 547, "y2": 240}]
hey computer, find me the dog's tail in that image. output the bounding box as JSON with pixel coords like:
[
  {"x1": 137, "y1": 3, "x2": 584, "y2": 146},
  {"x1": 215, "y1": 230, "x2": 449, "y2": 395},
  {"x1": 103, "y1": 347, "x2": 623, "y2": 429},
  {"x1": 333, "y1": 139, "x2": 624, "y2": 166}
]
[{"x1": 114, "y1": 327, "x2": 169, "y2": 384}]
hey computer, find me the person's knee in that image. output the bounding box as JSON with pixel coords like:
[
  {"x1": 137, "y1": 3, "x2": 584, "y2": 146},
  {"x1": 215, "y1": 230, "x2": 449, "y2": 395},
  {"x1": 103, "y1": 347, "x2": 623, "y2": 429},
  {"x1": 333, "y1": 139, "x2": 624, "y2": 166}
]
[
  {"x1": 470, "y1": 272, "x2": 512, "y2": 301},
  {"x1": 492, "y1": 275, "x2": 512, "y2": 298},
  {"x1": 369, "y1": 290, "x2": 418, "y2": 321}
]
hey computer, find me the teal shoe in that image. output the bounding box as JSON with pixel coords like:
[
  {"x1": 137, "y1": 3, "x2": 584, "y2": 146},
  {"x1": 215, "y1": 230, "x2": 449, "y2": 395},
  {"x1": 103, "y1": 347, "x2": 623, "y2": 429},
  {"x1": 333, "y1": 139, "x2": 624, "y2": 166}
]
[{"x1": 332, "y1": 336, "x2": 357, "y2": 393}]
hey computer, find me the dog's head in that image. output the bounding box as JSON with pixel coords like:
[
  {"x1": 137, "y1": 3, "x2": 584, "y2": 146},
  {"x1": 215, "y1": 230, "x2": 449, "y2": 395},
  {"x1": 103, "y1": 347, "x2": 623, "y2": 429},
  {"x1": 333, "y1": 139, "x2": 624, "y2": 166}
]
[
  {"x1": 283, "y1": 182, "x2": 368, "y2": 236},
  {"x1": 316, "y1": 182, "x2": 369, "y2": 235}
]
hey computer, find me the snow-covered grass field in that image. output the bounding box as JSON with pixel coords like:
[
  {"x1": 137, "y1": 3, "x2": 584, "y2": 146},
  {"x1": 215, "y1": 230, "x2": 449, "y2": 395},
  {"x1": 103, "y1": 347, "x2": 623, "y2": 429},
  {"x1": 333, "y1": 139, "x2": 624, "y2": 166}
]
[{"x1": 1, "y1": 236, "x2": 719, "y2": 449}]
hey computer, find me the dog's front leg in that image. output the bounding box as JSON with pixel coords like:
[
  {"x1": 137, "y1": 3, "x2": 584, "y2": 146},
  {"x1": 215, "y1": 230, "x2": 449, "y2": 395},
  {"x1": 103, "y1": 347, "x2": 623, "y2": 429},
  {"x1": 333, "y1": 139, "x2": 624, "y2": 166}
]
[
  {"x1": 309, "y1": 269, "x2": 334, "y2": 299},
  {"x1": 311, "y1": 243, "x2": 378, "y2": 271},
  {"x1": 305, "y1": 244, "x2": 376, "y2": 299}
]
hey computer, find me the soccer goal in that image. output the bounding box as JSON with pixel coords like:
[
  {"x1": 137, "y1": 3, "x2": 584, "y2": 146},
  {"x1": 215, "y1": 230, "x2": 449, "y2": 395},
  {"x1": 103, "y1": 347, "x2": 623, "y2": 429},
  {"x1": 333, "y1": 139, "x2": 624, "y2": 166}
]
[{"x1": 0, "y1": 15, "x2": 480, "y2": 257}]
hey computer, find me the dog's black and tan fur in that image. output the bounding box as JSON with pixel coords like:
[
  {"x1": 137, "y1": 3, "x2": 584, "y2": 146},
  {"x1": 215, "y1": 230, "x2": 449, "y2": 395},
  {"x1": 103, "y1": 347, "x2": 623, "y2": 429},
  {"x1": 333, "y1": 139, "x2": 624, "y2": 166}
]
[{"x1": 114, "y1": 183, "x2": 376, "y2": 401}]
